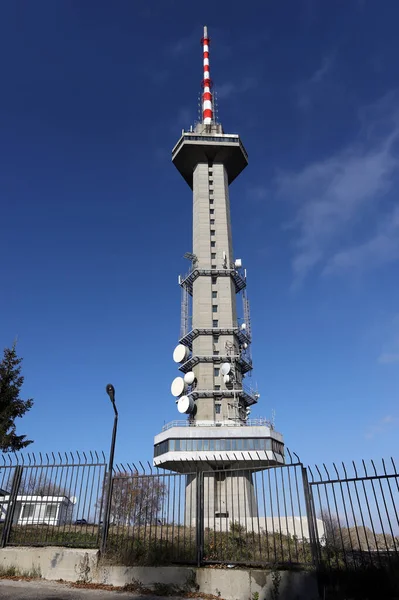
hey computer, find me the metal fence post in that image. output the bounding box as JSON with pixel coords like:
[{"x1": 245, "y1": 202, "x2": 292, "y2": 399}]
[
  {"x1": 301, "y1": 466, "x2": 320, "y2": 568},
  {"x1": 1, "y1": 464, "x2": 23, "y2": 548},
  {"x1": 196, "y1": 469, "x2": 204, "y2": 567}
]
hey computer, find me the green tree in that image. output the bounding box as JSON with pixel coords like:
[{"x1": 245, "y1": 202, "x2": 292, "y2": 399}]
[{"x1": 0, "y1": 343, "x2": 33, "y2": 452}]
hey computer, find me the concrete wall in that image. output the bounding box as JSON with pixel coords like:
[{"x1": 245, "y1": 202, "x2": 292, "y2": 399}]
[{"x1": 0, "y1": 546, "x2": 319, "y2": 599}]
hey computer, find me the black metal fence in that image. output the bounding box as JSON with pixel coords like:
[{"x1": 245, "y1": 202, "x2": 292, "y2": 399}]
[
  {"x1": 0, "y1": 452, "x2": 107, "y2": 549},
  {"x1": 309, "y1": 458, "x2": 399, "y2": 568},
  {"x1": 0, "y1": 451, "x2": 398, "y2": 581}
]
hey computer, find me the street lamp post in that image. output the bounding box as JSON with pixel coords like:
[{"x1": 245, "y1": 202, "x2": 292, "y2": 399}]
[{"x1": 101, "y1": 383, "x2": 118, "y2": 554}]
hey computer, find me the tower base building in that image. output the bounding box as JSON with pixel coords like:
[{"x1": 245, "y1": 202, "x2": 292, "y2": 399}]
[{"x1": 153, "y1": 27, "x2": 284, "y2": 529}]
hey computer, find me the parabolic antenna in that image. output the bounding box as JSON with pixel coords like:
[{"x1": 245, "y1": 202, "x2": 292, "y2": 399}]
[
  {"x1": 240, "y1": 323, "x2": 246, "y2": 331},
  {"x1": 173, "y1": 344, "x2": 189, "y2": 363},
  {"x1": 177, "y1": 395, "x2": 194, "y2": 414},
  {"x1": 221, "y1": 362, "x2": 231, "y2": 376},
  {"x1": 184, "y1": 371, "x2": 195, "y2": 385},
  {"x1": 243, "y1": 342, "x2": 248, "y2": 349},
  {"x1": 223, "y1": 374, "x2": 230, "y2": 384},
  {"x1": 171, "y1": 377, "x2": 185, "y2": 397},
  {"x1": 235, "y1": 258, "x2": 242, "y2": 268},
  {"x1": 69, "y1": 496, "x2": 77, "y2": 505}
]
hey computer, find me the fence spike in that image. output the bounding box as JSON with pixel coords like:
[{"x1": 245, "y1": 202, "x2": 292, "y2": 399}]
[
  {"x1": 147, "y1": 461, "x2": 153, "y2": 474},
  {"x1": 39, "y1": 452, "x2": 43, "y2": 464},
  {"x1": 286, "y1": 447, "x2": 293, "y2": 463},
  {"x1": 132, "y1": 463, "x2": 139, "y2": 474},
  {"x1": 293, "y1": 451, "x2": 301, "y2": 464},
  {"x1": 352, "y1": 460, "x2": 358, "y2": 478},
  {"x1": 70, "y1": 451, "x2": 74, "y2": 464},
  {"x1": 83, "y1": 452, "x2": 88, "y2": 464},
  {"x1": 323, "y1": 463, "x2": 330, "y2": 480},
  {"x1": 139, "y1": 461, "x2": 145, "y2": 474},
  {"x1": 27, "y1": 453, "x2": 32, "y2": 466},
  {"x1": 332, "y1": 462, "x2": 340, "y2": 479},
  {"x1": 381, "y1": 457, "x2": 387, "y2": 476},
  {"x1": 370, "y1": 459, "x2": 378, "y2": 476},
  {"x1": 101, "y1": 451, "x2": 106, "y2": 462},
  {"x1": 32, "y1": 452, "x2": 37, "y2": 465},
  {"x1": 20, "y1": 453, "x2": 25, "y2": 465},
  {"x1": 362, "y1": 459, "x2": 368, "y2": 477},
  {"x1": 51, "y1": 452, "x2": 56, "y2": 465},
  {"x1": 308, "y1": 465, "x2": 314, "y2": 482},
  {"x1": 342, "y1": 461, "x2": 348, "y2": 479},
  {"x1": 391, "y1": 457, "x2": 397, "y2": 475},
  {"x1": 315, "y1": 464, "x2": 322, "y2": 481}
]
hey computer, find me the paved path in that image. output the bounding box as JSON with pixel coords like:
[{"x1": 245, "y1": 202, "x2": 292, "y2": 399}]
[{"x1": 0, "y1": 579, "x2": 195, "y2": 600}]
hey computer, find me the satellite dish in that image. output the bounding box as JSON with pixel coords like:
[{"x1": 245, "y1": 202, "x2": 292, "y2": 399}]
[
  {"x1": 221, "y1": 362, "x2": 231, "y2": 376},
  {"x1": 173, "y1": 344, "x2": 189, "y2": 363},
  {"x1": 240, "y1": 323, "x2": 246, "y2": 331},
  {"x1": 243, "y1": 342, "x2": 248, "y2": 349},
  {"x1": 223, "y1": 374, "x2": 230, "y2": 384},
  {"x1": 235, "y1": 258, "x2": 242, "y2": 268},
  {"x1": 177, "y1": 395, "x2": 194, "y2": 414},
  {"x1": 171, "y1": 377, "x2": 185, "y2": 397},
  {"x1": 69, "y1": 496, "x2": 77, "y2": 505},
  {"x1": 184, "y1": 371, "x2": 195, "y2": 385}
]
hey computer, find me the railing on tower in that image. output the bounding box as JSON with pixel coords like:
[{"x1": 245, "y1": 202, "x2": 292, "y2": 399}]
[{"x1": 161, "y1": 417, "x2": 273, "y2": 432}]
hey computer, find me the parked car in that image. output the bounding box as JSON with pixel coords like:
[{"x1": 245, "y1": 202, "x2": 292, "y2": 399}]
[{"x1": 74, "y1": 518, "x2": 88, "y2": 525}]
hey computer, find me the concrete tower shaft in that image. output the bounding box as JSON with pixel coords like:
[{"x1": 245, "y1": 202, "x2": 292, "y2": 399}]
[{"x1": 191, "y1": 161, "x2": 239, "y2": 421}]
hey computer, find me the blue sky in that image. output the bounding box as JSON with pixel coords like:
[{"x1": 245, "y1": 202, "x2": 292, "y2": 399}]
[{"x1": 1, "y1": 0, "x2": 398, "y2": 470}]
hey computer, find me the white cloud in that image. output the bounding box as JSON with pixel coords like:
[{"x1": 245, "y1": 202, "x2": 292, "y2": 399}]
[
  {"x1": 378, "y1": 353, "x2": 399, "y2": 364},
  {"x1": 324, "y1": 206, "x2": 399, "y2": 275},
  {"x1": 274, "y1": 92, "x2": 399, "y2": 286},
  {"x1": 297, "y1": 53, "x2": 336, "y2": 110},
  {"x1": 169, "y1": 32, "x2": 198, "y2": 57},
  {"x1": 216, "y1": 77, "x2": 257, "y2": 100},
  {"x1": 310, "y1": 54, "x2": 335, "y2": 84},
  {"x1": 377, "y1": 313, "x2": 399, "y2": 365},
  {"x1": 365, "y1": 415, "x2": 397, "y2": 439}
]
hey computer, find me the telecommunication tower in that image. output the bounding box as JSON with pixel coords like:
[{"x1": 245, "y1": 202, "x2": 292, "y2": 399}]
[{"x1": 153, "y1": 26, "x2": 284, "y2": 526}]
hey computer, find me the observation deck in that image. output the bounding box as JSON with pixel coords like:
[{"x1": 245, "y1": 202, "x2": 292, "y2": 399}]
[
  {"x1": 172, "y1": 130, "x2": 248, "y2": 188},
  {"x1": 153, "y1": 419, "x2": 285, "y2": 472}
]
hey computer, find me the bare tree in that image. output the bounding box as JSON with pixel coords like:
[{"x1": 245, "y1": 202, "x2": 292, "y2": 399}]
[
  {"x1": 320, "y1": 509, "x2": 346, "y2": 552},
  {"x1": 99, "y1": 472, "x2": 167, "y2": 526}
]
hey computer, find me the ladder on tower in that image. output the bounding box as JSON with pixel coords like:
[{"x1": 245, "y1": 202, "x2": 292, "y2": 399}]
[
  {"x1": 180, "y1": 286, "x2": 189, "y2": 339},
  {"x1": 242, "y1": 291, "x2": 252, "y2": 341}
]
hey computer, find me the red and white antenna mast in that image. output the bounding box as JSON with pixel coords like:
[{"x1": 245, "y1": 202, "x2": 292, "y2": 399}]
[{"x1": 201, "y1": 25, "x2": 213, "y2": 125}]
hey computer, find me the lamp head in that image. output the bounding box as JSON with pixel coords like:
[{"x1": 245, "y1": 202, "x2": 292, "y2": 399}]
[{"x1": 106, "y1": 383, "x2": 115, "y2": 403}]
